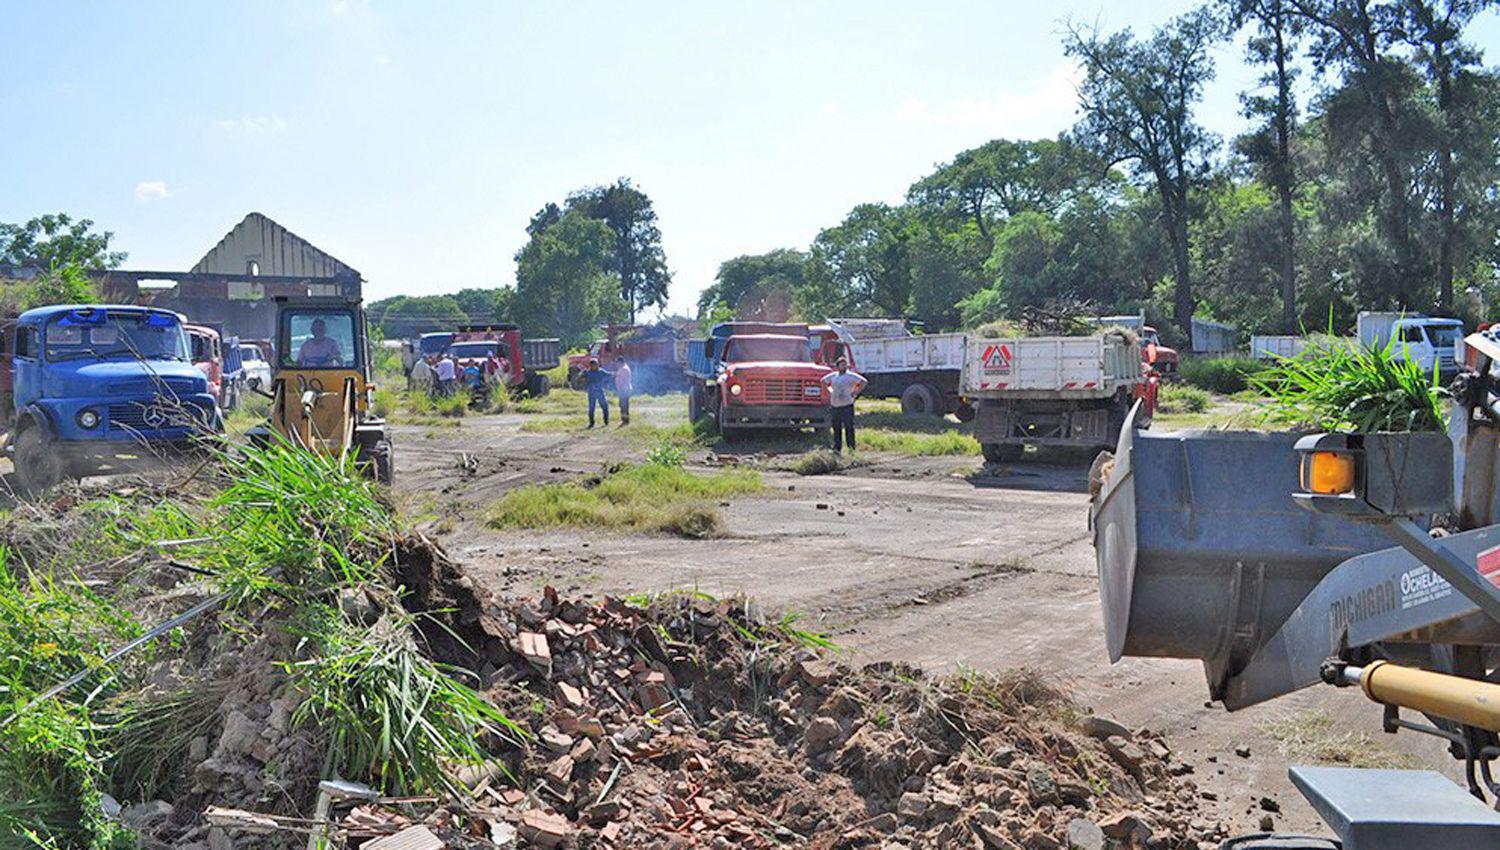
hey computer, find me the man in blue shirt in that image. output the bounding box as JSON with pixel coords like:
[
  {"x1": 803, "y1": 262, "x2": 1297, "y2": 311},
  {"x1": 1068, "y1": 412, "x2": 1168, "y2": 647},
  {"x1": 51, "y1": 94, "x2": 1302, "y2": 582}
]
[{"x1": 583, "y1": 358, "x2": 610, "y2": 428}]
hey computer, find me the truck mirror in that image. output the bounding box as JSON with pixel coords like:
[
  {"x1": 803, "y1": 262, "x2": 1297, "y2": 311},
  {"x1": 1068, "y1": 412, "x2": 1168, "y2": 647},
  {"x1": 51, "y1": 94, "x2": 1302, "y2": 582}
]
[{"x1": 1293, "y1": 432, "x2": 1452, "y2": 519}]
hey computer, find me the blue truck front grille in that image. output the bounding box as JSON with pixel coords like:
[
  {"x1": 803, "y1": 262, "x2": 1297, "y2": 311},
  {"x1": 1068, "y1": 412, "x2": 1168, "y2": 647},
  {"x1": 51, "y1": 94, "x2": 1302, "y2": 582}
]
[{"x1": 107, "y1": 398, "x2": 211, "y2": 434}]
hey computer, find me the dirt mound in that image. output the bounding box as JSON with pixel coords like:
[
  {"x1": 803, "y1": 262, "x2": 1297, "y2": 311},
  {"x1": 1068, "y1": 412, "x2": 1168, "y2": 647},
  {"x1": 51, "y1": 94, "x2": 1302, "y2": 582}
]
[{"x1": 382, "y1": 538, "x2": 1223, "y2": 850}]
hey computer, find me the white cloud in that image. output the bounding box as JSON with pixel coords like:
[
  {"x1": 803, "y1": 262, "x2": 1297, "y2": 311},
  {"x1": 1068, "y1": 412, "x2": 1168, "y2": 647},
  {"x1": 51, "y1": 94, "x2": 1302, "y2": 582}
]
[
  {"x1": 375, "y1": 52, "x2": 392, "y2": 67},
  {"x1": 134, "y1": 181, "x2": 171, "y2": 204},
  {"x1": 895, "y1": 63, "x2": 1084, "y2": 138},
  {"x1": 212, "y1": 115, "x2": 288, "y2": 135}
]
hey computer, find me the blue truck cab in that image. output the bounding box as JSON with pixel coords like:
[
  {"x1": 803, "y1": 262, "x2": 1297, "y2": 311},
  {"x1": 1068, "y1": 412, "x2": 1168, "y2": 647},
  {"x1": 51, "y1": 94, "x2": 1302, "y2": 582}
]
[{"x1": 8, "y1": 304, "x2": 223, "y2": 493}]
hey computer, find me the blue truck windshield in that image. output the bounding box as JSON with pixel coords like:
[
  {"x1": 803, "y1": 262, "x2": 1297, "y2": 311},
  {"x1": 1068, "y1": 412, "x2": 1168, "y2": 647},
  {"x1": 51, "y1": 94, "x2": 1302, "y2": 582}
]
[{"x1": 45, "y1": 312, "x2": 189, "y2": 362}]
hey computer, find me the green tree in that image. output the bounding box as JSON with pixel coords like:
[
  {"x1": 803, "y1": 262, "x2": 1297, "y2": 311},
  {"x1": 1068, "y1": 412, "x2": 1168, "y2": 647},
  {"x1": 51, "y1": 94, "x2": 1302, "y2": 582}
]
[
  {"x1": 698, "y1": 249, "x2": 807, "y2": 321},
  {"x1": 0, "y1": 213, "x2": 126, "y2": 270},
  {"x1": 1066, "y1": 9, "x2": 1220, "y2": 334},
  {"x1": 907, "y1": 138, "x2": 1099, "y2": 246},
  {"x1": 1289, "y1": 0, "x2": 1432, "y2": 303},
  {"x1": 513, "y1": 210, "x2": 626, "y2": 347},
  {"x1": 368, "y1": 295, "x2": 469, "y2": 338},
  {"x1": 1229, "y1": 0, "x2": 1305, "y2": 331},
  {"x1": 802, "y1": 204, "x2": 917, "y2": 319},
  {"x1": 565, "y1": 179, "x2": 672, "y2": 322},
  {"x1": 1399, "y1": 0, "x2": 1499, "y2": 310}
]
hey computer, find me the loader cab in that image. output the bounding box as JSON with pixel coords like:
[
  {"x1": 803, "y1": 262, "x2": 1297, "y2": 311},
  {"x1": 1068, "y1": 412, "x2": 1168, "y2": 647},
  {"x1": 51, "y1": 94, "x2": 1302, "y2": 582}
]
[{"x1": 255, "y1": 297, "x2": 392, "y2": 483}]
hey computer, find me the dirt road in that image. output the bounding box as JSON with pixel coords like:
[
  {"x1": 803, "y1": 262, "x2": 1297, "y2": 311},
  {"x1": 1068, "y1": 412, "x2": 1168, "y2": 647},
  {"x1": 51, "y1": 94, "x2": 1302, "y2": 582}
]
[{"x1": 392, "y1": 393, "x2": 1443, "y2": 837}]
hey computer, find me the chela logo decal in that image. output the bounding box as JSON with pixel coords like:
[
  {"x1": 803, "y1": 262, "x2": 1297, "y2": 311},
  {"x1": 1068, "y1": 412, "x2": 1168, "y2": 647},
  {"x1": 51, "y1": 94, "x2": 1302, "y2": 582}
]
[{"x1": 981, "y1": 343, "x2": 1012, "y2": 374}]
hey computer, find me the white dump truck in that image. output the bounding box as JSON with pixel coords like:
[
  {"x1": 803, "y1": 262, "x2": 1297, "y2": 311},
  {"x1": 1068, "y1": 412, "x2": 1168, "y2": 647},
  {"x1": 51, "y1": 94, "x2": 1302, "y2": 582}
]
[
  {"x1": 960, "y1": 330, "x2": 1156, "y2": 463},
  {"x1": 824, "y1": 319, "x2": 970, "y2": 418},
  {"x1": 1356, "y1": 311, "x2": 1464, "y2": 379}
]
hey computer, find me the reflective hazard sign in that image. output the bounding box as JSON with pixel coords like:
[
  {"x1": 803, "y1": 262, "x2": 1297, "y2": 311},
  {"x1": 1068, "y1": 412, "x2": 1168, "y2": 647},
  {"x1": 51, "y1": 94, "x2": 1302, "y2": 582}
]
[{"x1": 980, "y1": 343, "x2": 1012, "y2": 374}]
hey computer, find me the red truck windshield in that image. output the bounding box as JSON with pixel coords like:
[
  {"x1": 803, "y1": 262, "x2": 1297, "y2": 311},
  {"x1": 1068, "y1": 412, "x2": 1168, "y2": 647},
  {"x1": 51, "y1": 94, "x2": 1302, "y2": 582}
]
[
  {"x1": 723, "y1": 337, "x2": 811, "y2": 363},
  {"x1": 452, "y1": 341, "x2": 501, "y2": 360}
]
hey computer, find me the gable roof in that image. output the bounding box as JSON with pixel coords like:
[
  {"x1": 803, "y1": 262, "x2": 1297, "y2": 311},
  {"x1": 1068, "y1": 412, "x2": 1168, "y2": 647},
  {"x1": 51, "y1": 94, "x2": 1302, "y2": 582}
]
[{"x1": 191, "y1": 212, "x2": 360, "y2": 280}]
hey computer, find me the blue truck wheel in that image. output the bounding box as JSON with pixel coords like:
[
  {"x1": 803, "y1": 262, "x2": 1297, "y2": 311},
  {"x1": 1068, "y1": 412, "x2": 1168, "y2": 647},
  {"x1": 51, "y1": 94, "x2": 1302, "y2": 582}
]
[{"x1": 14, "y1": 427, "x2": 64, "y2": 495}]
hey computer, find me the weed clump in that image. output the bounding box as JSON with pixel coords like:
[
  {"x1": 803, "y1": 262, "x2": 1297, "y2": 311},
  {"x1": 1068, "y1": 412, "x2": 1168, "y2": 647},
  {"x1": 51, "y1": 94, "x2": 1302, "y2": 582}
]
[
  {"x1": 794, "y1": 450, "x2": 846, "y2": 475},
  {"x1": 487, "y1": 463, "x2": 760, "y2": 537},
  {"x1": 1180, "y1": 356, "x2": 1266, "y2": 394},
  {"x1": 1157, "y1": 383, "x2": 1210, "y2": 414}
]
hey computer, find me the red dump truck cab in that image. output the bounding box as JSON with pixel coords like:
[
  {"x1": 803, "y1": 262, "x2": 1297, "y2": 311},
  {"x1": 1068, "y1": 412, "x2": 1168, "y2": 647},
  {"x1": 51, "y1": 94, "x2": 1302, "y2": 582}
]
[
  {"x1": 1140, "y1": 326, "x2": 1178, "y2": 377},
  {"x1": 687, "y1": 328, "x2": 832, "y2": 439},
  {"x1": 185, "y1": 324, "x2": 224, "y2": 405}
]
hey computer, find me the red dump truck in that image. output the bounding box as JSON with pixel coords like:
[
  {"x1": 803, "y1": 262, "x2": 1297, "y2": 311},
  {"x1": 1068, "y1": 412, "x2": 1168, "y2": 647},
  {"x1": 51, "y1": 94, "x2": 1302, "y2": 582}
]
[
  {"x1": 566, "y1": 325, "x2": 690, "y2": 394},
  {"x1": 685, "y1": 322, "x2": 832, "y2": 439},
  {"x1": 449, "y1": 324, "x2": 558, "y2": 398}
]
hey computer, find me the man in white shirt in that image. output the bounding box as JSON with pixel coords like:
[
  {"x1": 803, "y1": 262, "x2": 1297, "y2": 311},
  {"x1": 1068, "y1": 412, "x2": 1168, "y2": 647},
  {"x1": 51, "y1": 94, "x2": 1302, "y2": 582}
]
[
  {"x1": 613, "y1": 355, "x2": 634, "y2": 426},
  {"x1": 820, "y1": 358, "x2": 867, "y2": 453},
  {"x1": 435, "y1": 353, "x2": 457, "y2": 396}
]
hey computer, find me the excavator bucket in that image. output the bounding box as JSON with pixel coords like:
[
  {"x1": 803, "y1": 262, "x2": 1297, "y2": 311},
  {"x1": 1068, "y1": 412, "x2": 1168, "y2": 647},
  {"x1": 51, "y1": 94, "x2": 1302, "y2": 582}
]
[{"x1": 1092, "y1": 408, "x2": 1393, "y2": 699}]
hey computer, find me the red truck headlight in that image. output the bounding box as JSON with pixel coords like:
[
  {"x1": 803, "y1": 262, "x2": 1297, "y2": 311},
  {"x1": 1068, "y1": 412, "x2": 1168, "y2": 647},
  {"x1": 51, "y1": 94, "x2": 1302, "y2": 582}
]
[{"x1": 729, "y1": 382, "x2": 743, "y2": 396}]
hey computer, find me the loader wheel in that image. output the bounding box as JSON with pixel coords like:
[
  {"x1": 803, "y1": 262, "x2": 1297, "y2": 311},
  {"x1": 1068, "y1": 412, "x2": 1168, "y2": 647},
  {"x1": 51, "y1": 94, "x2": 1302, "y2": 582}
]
[
  {"x1": 368, "y1": 439, "x2": 395, "y2": 485},
  {"x1": 14, "y1": 427, "x2": 65, "y2": 495},
  {"x1": 981, "y1": 442, "x2": 1023, "y2": 464}
]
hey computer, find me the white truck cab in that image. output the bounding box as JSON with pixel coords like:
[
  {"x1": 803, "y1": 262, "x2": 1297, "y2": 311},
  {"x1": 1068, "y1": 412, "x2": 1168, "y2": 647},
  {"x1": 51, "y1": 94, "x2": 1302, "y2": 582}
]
[{"x1": 1356, "y1": 312, "x2": 1464, "y2": 378}]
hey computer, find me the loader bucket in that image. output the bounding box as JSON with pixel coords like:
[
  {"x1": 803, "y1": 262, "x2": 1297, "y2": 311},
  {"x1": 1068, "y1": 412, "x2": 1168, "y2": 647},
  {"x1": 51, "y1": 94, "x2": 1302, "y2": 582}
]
[{"x1": 1092, "y1": 416, "x2": 1393, "y2": 697}]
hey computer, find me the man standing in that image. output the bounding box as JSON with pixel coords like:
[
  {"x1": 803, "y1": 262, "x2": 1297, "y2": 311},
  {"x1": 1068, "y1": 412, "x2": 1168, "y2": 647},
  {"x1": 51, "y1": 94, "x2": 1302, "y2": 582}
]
[
  {"x1": 409, "y1": 353, "x2": 435, "y2": 395},
  {"x1": 435, "y1": 352, "x2": 457, "y2": 396},
  {"x1": 584, "y1": 357, "x2": 610, "y2": 428},
  {"x1": 820, "y1": 357, "x2": 866, "y2": 453},
  {"x1": 613, "y1": 355, "x2": 633, "y2": 426}
]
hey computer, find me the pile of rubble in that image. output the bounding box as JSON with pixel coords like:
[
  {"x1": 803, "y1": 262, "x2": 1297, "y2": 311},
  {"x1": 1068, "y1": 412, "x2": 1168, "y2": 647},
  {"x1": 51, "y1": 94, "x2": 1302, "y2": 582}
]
[
  {"x1": 383, "y1": 541, "x2": 1224, "y2": 850},
  {"x1": 113, "y1": 534, "x2": 1221, "y2": 849}
]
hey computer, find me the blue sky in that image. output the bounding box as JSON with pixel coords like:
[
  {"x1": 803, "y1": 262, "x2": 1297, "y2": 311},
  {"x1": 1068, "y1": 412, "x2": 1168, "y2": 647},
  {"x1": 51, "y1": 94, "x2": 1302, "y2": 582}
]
[{"x1": 5, "y1": 1, "x2": 1498, "y2": 316}]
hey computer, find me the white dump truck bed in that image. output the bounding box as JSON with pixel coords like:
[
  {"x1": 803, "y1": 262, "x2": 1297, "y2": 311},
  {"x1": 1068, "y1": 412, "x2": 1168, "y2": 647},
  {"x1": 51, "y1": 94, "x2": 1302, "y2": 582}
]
[
  {"x1": 845, "y1": 332, "x2": 966, "y2": 374},
  {"x1": 960, "y1": 334, "x2": 1140, "y2": 399}
]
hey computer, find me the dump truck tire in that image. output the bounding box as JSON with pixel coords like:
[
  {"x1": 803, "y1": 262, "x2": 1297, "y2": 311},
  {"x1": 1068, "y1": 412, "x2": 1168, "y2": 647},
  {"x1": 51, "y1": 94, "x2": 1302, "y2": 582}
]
[
  {"x1": 954, "y1": 399, "x2": 975, "y2": 422},
  {"x1": 527, "y1": 373, "x2": 551, "y2": 397},
  {"x1": 14, "y1": 426, "x2": 64, "y2": 495},
  {"x1": 688, "y1": 385, "x2": 706, "y2": 423},
  {"x1": 901, "y1": 383, "x2": 941, "y2": 415},
  {"x1": 981, "y1": 442, "x2": 1023, "y2": 464}
]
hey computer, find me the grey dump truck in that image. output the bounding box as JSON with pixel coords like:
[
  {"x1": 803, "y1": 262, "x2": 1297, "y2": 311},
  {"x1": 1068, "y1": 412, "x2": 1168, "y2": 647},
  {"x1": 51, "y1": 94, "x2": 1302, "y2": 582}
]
[{"x1": 1091, "y1": 330, "x2": 1500, "y2": 847}]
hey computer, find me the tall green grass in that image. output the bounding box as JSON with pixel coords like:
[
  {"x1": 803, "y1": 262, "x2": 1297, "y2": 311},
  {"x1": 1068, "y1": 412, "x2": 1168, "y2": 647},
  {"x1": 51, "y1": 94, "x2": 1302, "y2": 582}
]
[
  {"x1": 287, "y1": 611, "x2": 526, "y2": 795},
  {"x1": 1254, "y1": 336, "x2": 1447, "y2": 432},
  {"x1": 0, "y1": 550, "x2": 140, "y2": 849}
]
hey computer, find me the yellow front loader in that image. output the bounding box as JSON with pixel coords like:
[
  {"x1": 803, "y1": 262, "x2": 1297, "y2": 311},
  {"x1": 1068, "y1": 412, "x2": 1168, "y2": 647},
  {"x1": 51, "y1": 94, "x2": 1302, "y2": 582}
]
[{"x1": 249, "y1": 297, "x2": 393, "y2": 484}]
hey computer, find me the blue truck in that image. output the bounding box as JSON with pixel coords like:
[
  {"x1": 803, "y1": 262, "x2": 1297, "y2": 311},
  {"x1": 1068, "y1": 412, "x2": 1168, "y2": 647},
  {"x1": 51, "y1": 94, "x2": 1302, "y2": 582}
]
[{"x1": 4, "y1": 304, "x2": 223, "y2": 493}]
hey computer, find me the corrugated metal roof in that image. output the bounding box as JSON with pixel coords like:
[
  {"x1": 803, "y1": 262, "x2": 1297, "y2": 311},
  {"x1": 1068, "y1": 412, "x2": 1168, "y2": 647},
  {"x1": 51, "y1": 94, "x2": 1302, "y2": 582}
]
[{"x1": 191, "y1": 212, "x2": 361, "y2": 280}]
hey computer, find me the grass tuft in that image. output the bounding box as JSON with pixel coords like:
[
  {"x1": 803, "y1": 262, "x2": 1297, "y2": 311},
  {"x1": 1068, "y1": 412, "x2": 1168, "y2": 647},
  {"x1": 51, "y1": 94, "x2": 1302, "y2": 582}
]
[
  {"x1": 1262, "y1": 709, "x2": 1421, "y2": 769},
  {"x1": 1157, "y1": 383, "x2": 1211, "y2": 414},
  {"x1": 487, "y1": 463, "x2": 761, "y2": 537}
]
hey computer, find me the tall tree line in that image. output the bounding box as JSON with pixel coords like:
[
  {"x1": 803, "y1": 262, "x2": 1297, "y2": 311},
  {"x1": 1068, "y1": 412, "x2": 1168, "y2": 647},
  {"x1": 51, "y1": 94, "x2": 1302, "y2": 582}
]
[{"x1": 699, "y1": 0, "x2": 1500, "y2": 343}]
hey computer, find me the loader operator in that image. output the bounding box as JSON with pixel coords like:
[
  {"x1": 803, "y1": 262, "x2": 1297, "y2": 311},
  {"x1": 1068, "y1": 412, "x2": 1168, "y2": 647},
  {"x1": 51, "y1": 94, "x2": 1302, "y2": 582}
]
[
  {"x1": 297, "y1": 319, "x2": 343, "y2": 367},
  {"x1": 821, "y1": 357, "x2": 866, "y2": 453}
]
